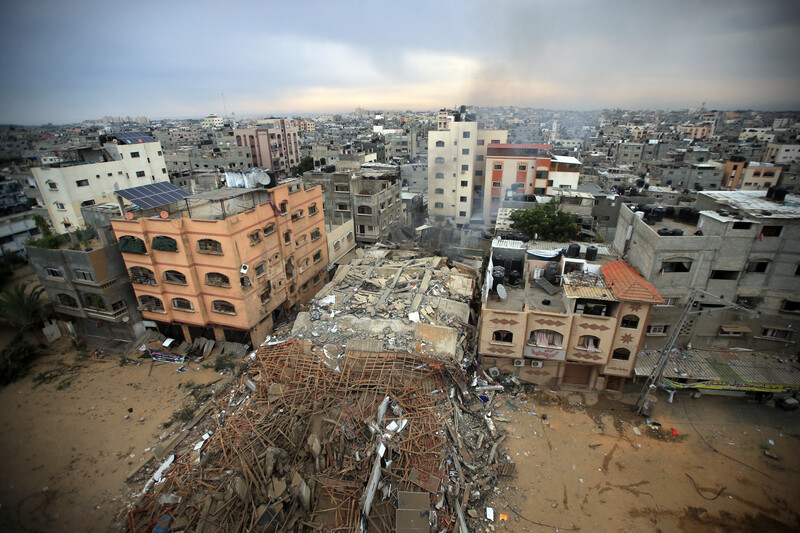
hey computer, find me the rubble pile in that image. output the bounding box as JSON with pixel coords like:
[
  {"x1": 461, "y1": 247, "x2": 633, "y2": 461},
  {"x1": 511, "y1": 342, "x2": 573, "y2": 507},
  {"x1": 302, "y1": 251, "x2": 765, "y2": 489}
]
[{"x1": 125, "y1": 339, "x2": 515, "y2": 532}]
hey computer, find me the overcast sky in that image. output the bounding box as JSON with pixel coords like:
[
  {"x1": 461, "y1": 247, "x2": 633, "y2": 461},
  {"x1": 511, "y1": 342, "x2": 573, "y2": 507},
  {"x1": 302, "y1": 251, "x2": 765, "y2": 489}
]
[{"x1": 1, "y1": 0, "x2": 799, "y2": 124}]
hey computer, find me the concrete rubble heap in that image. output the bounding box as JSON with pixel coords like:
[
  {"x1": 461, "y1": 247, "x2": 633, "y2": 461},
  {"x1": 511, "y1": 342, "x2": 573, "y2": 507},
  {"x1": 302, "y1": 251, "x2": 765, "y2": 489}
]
[
  {"x1": 292, "y1": 249, "x2": 479, "y2": 363},
  {"x1": 125, "y1": 339, "x2": 517, "y2": 532}
]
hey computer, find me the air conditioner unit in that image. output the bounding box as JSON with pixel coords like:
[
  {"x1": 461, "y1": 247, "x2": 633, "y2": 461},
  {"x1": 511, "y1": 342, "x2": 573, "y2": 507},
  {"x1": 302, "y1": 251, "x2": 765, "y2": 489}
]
[
  {"x1": 530, "y1": 361, "x2": 543, "y2": 368},
  {"x1": 513, "y1": 359, "x2": 525, "y2": 367},
  {"x1": 240, "y1": 264, "x2": 249, "y2": 274},
  {"x1": 487, "y1": 367, "x2": 501, "y2": 378}
]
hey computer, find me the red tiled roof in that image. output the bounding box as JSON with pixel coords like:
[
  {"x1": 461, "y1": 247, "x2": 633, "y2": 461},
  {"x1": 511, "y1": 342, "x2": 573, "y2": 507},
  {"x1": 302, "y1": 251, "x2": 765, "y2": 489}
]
[{"x1": 600, "y1": 260, "x2": 665, "y2": 304}]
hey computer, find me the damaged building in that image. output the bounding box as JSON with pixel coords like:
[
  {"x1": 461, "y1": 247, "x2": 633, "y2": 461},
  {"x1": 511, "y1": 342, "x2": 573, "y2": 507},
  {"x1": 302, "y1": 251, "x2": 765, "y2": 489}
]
[{"x1": 479, "y1": 239, "x2": 663, "y2": 391}]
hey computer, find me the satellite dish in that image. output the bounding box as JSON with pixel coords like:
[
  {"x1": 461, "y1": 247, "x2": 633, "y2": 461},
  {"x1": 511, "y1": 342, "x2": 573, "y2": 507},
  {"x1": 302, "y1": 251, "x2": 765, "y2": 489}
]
[
  {"x1": 124, "y1": 212, "x2": 134, "y2": 220},
  {"x1": 497, "y1": 284, "x2": 507, "y2": 300},
  {"x1": 160, "y1": 210, "x2": 168, "y2": 218}
]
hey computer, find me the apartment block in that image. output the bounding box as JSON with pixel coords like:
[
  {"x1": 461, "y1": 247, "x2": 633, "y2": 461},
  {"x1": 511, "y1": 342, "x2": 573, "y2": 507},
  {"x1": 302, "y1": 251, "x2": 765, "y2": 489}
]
[
  {"x1": 613, "y1": 190, "x2": 800, "y2": 352},
  {"x1": 737, "y1": 162, "x2": 782, "y2": 190},
  {"x1": 234, "y1": 119, "x2": 300, "y2": 177},
  {"x1": 479, "y1": 240, "x2": 663, "y2": 391},
  {"x1": 428, "y1": 113, "x2": 507, "y2": 226},
  {"x1": 31, "y1": 132, "x2": 169, "y2": 233},
  {"x1": 110, "y1": 179, "x2": 328, "y2": 347},
  {"x1": 764, "y1": 143, "x2": 800, "y2": 165}
]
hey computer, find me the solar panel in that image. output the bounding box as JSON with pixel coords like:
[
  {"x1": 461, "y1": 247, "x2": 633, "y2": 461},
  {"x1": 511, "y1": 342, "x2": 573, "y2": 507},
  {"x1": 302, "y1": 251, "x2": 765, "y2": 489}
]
[
  {"x1": 112, "y1": 132, "x2": 156, "y2": 144},
  {"x1": 114, "y1": 181, "x2": 190, "y2": 210}
]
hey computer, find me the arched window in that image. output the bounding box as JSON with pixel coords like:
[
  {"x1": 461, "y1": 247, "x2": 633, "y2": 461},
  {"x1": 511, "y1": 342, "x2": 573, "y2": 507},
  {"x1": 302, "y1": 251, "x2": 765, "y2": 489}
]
[
  {"x1": 435, "y1": 141, "x2": 445, "y2": 147},
  {"x1": 235, "y1": 135, "x2": 242, "y2": 145},
  {"x1": 172, "y1": 298, "x2": 194, "y2": 311},
  {"x1": 434, "y1": 202, "x2": 444, "y2": 208},
  {"x1": 57, "y1": 293, "x2": 78, "y2": 308},
  {"x1": 528, "y1": 330, "x2": 563, "y2": 348},
  {"x1": 205, "y1": 272, "x2": 230, "y2": 287},
  {"x1": 197, "y1": 239, "x2": 222, "y2": 254},
  {"x1": 151, "y1": 235, "x2": 178, "y2": 252},
  {"x1": 620, "y1": 315, "x2": 639, "y2": 329},
  {"x1": 138, "y1": 295, "x2": 164, "y2": 312},
  {"x1": 491, "y1": 330, "x2": 514, "y2": 344},
  {"x1": 435, "y1": 157, "x2": 445, "y2": 164},
  {"x1": 612, "y1": 348, "x2": 631, "y2": 361},
  {"x1": 130, "y1": 266, "x2": 156, "y2": 285},
  {"x1": 163, "y1": 270, "x2": 187, "y2": 285},
  {"x1": 578, "y1": 335, "x2": 601, "y2": 352},
  {"x1": 435, "y1": 172, "x2": 444, "y2": 179},
  {"x1": 308, "y1": 203, "x2": 318, "y2": 216},
  {"x1": 357, "y1": 206, "x2": 373, "y2": 215},
  {"x1": 434, "y1": 188, "x2": 444, "y2": 195},
  {"x1": 249, "y1": 230, "x2": 262, "y2": 245},
  {"x1": 263, "y1": 223, "x2": 276, "y2": 236},
  {"x1": 212, "y1": 300, "x2": 236, "y2": 315},
  {"x1": 119, "y1": 235, "x2": 146, "y2": 254},
  {"x1": 280, "y1": 200, "x2": 288, "y2": 214}
]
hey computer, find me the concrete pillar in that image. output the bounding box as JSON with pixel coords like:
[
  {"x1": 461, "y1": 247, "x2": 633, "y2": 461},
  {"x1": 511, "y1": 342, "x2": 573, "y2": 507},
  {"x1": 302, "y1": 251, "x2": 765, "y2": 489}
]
[
  {"x1": 213, "y1": 327, "x2": 226, "y2": 342},
  {"x1": 181, "y1": 324, "x2": 192, "y2": 343}
]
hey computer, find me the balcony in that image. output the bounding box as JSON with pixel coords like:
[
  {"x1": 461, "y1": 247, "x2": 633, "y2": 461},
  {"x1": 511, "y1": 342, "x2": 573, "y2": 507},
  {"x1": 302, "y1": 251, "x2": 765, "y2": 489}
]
[{"x1": 85, "y1": 306, "x2": 129, "y2": 320}]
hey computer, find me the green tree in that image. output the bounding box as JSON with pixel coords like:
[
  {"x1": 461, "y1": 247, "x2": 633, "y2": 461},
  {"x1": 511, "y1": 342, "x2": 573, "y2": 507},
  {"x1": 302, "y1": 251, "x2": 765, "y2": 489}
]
[
  {"x1": 508, "y1": 199, "x2": 578, "y2": 242},
  {"x1": 33, "y1": 214, "x2": 52, "y2": 236},
  {"x1": 291, "y1": 156, "x2": 314, "y2": 176},
  {"x1": 0, "y1": 283, "x2": 47, "y2": 334}
]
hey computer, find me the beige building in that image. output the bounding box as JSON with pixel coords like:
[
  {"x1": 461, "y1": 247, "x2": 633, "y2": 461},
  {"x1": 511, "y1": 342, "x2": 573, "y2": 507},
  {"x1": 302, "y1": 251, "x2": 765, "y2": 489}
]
[
  {"x1": 738, "y1": 162, "x2": 782, "y2": 190},
  {"x1": 32, "y1": 132, "x2": 169, "y2": 233},
  {"x1": 428, "y1": 113, "x2": 506, "y2": 226},
  {"x1": 479, "y1": 240, "x2": 663, "y2": 391},
  {"x1": 235, "y1": 119, "x2": 301, "y2": 177}
]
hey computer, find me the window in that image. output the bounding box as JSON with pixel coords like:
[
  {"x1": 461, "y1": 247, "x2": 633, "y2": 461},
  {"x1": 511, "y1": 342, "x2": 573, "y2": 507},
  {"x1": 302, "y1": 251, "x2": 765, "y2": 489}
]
[
  {"x1": 781, "y1": 300, "x2": 800, "y2": 313},
  {"x1": 435, "y1": 157, "x2": 445, "y2": 164},
  {"x1": 57, "y1": 294, "x2": 78, "y2": 308},
  {"x1": 162, "y1": 168, "x2": 167, "y2": 174},
  {"x1": 746, "y1": 261, "x2": 768, "y2": 273},
  {"x1": 732, "y1": 221, "x2": 752, "y2": 230},
  {"x1": 172, "y1": 298, "x2": 194, "y2": 311},
  {"x1": 284, "y1": 230, "x2": 292, "y2": 244},
  {"x1": 80, "y1": 199, "x2": 95, "y2": 207},
  {"x1": 577, "y1": 335, "x2": 601, "y2": 351},
  {"x1": 138, "y1": 295, "x2": 164, "y2": 312},
  {"x1": 477, "y1": 139, "x2": 484, "y2": 146},
  {"x1": 761, "y1": 225, "x2": 782, "y2": 237},
  {"x1": 263, "y1": 223, "x2": 276, "y2": 236},
  {"x1": 311, "y1": 228, "x2": 321, "y2": 241},
  {"x1": 528, "y1": 330, "x2": 563, "y2": 348},
  {"x1": 48, "y1": 182, "x2": 58, "y2": 190},
  {"x1": 74, "y1": 269, "x2": 94, "y2": 282},
  {"x1": 492, "y1": 181, "x2": 501, "y2": 187},
  {"x1": 435, "y1": 141, "x2": 445, "y2": 147},
  {"x1": 709, "y1": 270, "x2": 738, "y2": 280},
  {"x1": 197, "y1": 239, "x2": 222, "y2": 254},
  {"x1": 308, "y1": 203, "x2": 318, "y2": 216},
  {"x1": 460, "y1": 164, "x2": 469, "y2": 171},
  {"x1": 130, "y1": 151, "x2": 140, "y2": 158},
  {"x1": 761, "y1": 327, "x2": 791, "y2": 340},
  {"x1": 435, "y1": 188, "x2": 444, "y2": 195},
  {"x1": 280, "y1": 200, "x2": 288, "y2": 213},
  {"x1": 460, "y1": 180, "x2": 468, "y2": 187},
  {"x1": 249, "y1": 231, "x2": 262, "y2": 245},
  {"x1": 475, "y1": 170, "x2": 483, "y2": 176},
  {"x1": 205, "y1": 272, "x2": 230, "y2": 287},
  {"x1": 334, "y1": 184, "x2": 350, "y2": 193},
  {"x1": 85, "y1": 294, "x2": 106, "y2": 310},
  {"x1": 434, "y1": 172, "x2": 445, "y2": 180},
  {"x1": 646, "y1": 325, "x2": 669, "y2": 335},
  {"x1": 291, "y1": 210, "x2": 304, "y2": 221},
  {"x1": 655, "y1": 297, "x2": 678, "y2": 307},
  {"x1": 536, "y1": 170, "x2": 548, "y2": 180},
  {"x1": 255, "y1": 263, "x2": 266, "y2": 277},
  {"x1": 459, "y1": 211, "x2": 467, "y2": 216},
  {"x1": 620, "y1": 315, "x2": 639, "y2": 329},
  {"x1": 476, "y1": 155, "x2": 484, "y2": 161},
  {"x1": 612, "y1": 348, "x2": 631, "y2": 361},
  {"x1": 313, "y1": 250, "x2": 323, "y2": 263},
  {"x1": 493, "y1": 163, "x2": 503, "y2": 170},
  {"x1": 45, "y1": 267, "x2": 63, "y2": 278},
  {"x1": 434, "y1": 202, "x2": 444, "y2": 208},
  {"x1": 336, "y1": 203, "x2": 349, "y2": 211},
  {"x1": 718, "y1": 325, "x2": 748, "y2": 337},
  {"x1": 212, "y1": 300, "x2": 236, "y2": 315},
  {"x1": 518, "y1": 164, "x2": 527, "y2": 171},
  {"x1": 151, "y1": 235, "x2": 178, "y2": 252},
  {"x1": 76, "y1": 179, "x2": 89, "y2": 187},
  {"x1": 660, "y1": 259, "x2": 692, "y2": 273},
  {"x1": 357, "y1": 205, "x2": 373, "y2": 215},
  {"x1": 462, "y1": 148, "x2": 470, "y2": 155},
  {"x1": 55, "y1": 202, "x2": 66, "y2": 210},
  {"x1": 296, "y1": 234, "x2": 307, "y2": 247},
  {"x1": 163, "y1": 270, "x2": 187, "y2": 285},
  {"x1": 135, "y1": 171, "x2": 145, "y2": 178},
  {"x1": 119, "y1": 235, "x2": 147, "y2": 254},
  {"x1": 491, "y1": 330, "x2": 513, "y2": 344}
]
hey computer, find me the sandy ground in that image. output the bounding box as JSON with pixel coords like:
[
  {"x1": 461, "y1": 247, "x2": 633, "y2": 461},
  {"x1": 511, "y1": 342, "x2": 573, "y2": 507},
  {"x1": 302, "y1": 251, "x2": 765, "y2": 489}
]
[
  {"x1": 1, "y1": 339, "x2": 798, "y2": 533},
  {"x1": 0, "y1": 341, "x2": 222, "y2": 532},
  {"x1": 485, "y1": 388, "x2": 800, "y2": 533}
]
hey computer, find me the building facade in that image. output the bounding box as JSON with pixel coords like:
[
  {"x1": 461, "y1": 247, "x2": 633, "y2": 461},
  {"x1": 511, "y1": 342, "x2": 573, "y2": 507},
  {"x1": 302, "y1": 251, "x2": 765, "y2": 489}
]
[
  {"x1": 234, "y1": 119, "x2": 301, "y2": 177},
  {"x1": 110, "y1": 180, "x2": 329, "y2": 347}
]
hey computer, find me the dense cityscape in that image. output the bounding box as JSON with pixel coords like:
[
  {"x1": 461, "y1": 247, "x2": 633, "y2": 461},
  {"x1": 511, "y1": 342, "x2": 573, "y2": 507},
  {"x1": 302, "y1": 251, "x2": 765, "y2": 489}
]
[{"x1": 1, "y1": 1, "x2": 799, "y2": 532}]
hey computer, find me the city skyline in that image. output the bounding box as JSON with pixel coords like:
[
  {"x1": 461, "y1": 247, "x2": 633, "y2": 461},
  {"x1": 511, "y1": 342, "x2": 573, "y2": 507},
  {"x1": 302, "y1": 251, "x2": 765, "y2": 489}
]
[{"x1": 1, "y1": 0, "x2": 799, "y2": 125}]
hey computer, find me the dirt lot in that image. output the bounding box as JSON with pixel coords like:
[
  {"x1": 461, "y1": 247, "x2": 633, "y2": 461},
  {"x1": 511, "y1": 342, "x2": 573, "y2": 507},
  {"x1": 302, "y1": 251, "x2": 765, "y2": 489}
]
[
  {"x1": 1, "y1": 349, "x2": 798, "y2": 532},
  {"x1": 485, "y1": 388, "x2": 800, "y2": 533},
  {"x1": 0, "y1": 341, "x2": 222, "y2": 532}
]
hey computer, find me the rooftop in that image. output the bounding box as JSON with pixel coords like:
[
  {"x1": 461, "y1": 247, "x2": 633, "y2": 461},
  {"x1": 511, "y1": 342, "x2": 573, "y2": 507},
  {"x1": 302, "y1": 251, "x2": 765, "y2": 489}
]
[
  {"x1": 600, "y1": 260, "x2": 664, "y2": 304},
  {"x1": 700, "y1": 190, "x2": 800, "y2": 219}
]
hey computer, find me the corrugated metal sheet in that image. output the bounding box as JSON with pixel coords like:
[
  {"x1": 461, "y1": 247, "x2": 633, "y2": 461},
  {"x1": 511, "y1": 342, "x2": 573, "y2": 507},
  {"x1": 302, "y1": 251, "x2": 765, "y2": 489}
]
[
  {"x1": 635, "y1": 348, "x2": 800, "y2": 387},
  {"x1": 563, "y1": 284, "x2": 617, "y2": 301}
]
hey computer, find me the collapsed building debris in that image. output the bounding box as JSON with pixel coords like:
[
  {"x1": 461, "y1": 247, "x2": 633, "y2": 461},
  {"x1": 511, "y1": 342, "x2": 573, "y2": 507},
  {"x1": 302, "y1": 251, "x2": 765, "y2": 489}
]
[{"x1": 124, "y1": 339, "x2": 517, "y2": 532}]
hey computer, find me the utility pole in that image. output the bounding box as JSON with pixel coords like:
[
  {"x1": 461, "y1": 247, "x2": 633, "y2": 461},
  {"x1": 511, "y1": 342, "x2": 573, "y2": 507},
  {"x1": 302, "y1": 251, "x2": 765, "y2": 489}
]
[{"x1": 634, "y1": 288, "x2": 751, "y2": 416}]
